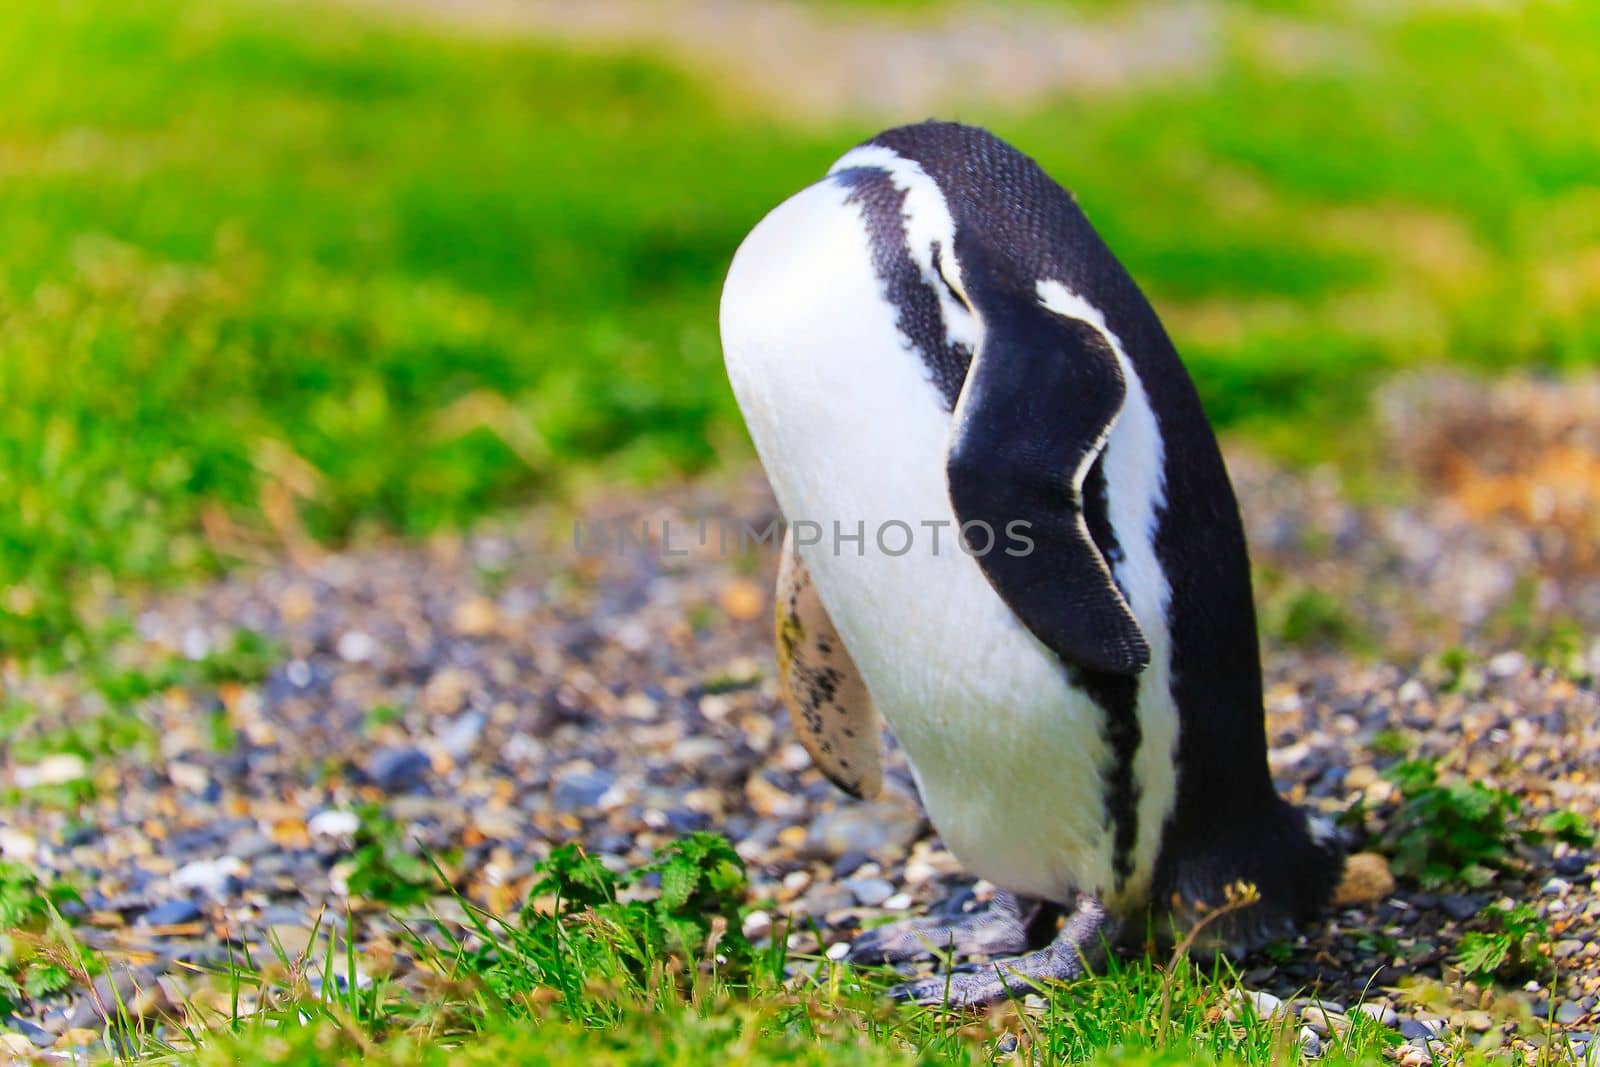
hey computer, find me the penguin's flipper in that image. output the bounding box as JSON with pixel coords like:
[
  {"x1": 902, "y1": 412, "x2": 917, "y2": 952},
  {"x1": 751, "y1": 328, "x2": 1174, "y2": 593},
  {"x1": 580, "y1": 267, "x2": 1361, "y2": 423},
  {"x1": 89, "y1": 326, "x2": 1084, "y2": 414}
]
[
  {"x1": 775, "y1": 527, "x2": 883, "y2": 799},
  {"x1": 946, "y1": 294, "x2": 1150, "y2": 676}
]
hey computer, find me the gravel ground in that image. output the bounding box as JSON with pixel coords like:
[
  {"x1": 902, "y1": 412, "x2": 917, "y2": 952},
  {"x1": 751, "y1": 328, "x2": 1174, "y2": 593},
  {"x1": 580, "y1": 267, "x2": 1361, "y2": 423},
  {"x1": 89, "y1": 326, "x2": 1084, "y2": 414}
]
[{"x1": 2, "y1": 374, "x2": 1599, "y2": 1058}]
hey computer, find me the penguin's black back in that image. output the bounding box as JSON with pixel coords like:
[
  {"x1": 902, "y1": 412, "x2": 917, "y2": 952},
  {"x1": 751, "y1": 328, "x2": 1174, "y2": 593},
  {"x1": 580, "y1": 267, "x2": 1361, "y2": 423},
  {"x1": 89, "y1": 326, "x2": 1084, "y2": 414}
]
[{"x1": 860, "y1": 121, "x2": 1338, "y2": 930}]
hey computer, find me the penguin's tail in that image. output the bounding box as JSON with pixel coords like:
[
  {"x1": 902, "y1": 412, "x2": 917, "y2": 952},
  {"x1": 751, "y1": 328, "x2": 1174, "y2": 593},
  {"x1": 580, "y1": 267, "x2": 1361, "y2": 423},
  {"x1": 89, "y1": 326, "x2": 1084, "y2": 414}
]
[{"x1": 1144, "y1": 794, "x2": 1347, "y2": 956}]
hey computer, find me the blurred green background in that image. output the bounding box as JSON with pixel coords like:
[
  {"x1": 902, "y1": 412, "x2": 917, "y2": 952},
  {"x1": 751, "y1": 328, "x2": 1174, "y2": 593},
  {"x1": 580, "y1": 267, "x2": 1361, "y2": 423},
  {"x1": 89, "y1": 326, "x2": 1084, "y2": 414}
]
[{"x1": 1, "y1": 0, "x2": 1597, "y2": 659}]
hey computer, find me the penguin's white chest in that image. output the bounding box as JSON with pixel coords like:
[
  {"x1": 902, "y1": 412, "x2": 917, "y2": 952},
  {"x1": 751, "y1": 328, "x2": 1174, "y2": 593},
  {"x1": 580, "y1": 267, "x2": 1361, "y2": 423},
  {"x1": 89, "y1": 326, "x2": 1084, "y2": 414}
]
[{"x1": 721, "y1": 178, "x2": 1174, "y2": 907}]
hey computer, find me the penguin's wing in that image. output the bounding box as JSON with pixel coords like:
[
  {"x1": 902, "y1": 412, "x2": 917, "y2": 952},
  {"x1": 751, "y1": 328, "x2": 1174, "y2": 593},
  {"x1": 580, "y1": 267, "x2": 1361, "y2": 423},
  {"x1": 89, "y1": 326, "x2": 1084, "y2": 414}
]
[
  {"x1": 774, "y1": 526, "x2": 883, "y2": 800},
  {"x1": 946, "y1": 293, "x2": 1151, "y2": 675}
]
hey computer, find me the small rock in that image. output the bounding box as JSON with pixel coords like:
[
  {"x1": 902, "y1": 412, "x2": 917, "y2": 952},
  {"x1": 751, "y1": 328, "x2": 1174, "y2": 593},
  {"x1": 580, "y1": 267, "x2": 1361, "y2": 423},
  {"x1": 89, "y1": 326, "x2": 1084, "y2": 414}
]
[
  {"x1": 1228, "y1": 989, "x2": 1286, "y2": 1021},
  {"x1": 808, "y1": 793, "x2": 923, "y2": 860},
  {"x1": 0, "y1": 1031, "x2": 38, "y2": 1056},
  {"x1": 167, "y1": 761, "x2": 211, "y2": 794},
  {"x1": 1439, "y1": 894, "x2": 1480, "y2": 922},
  {"x1": 14, "y1": 754, "x2": 89, "y2": 789},
  {"x1": 438, "y1": 712, "x2": 486, "y2": 760},
  {"x1": 336, "y1": 630, "x2": 377, "y2": 663},
  {"x1": 1556, "y1": 1000, "x2": 1585, "y2": 1025},
  {"x1": 1300, "y1": 1005, "x2": 1349, "y2": 1033},
  {"x1": 554, "y1": 770, "x2": 616, "y2": 810},
  {"x1": 718, "y1": 579, "x2": 765, "y2": 621},
  {"x1": 1554, "y1": 939, "x2": 1585, "y2": 960},
  {"x1": 1554, "y1": 852, "x2": 1591, "y2": 877},
  {"x1": 1353, "y1": 1002, "x2": 1399, "y2": 1028},
  {"x1": 1457, "y1": 1010, "x2": 1493, "y2": 1032},
  {"x1": 263, "y1": 923, "x2": 315, "y2": 958},
  {"x1": 825, "y1": 941, "x2": 851, "y2": 961},
  {"x1": 1397, "y1": 1045, "x2": 1431, "y2": 1067},
  {"x1": 1298, "y1": 1027, "x2": 1323, "y2": 1058},
  {"x1": 450, "y1": 596, "x2": 501, "y2": 636},
  {"x1": 172, "y1": 856, "x2": 245, "y2": 898},
  {"x1": 1344, "y1": 765, "x2": 1377, "y2": 791},
  {"x1": 1486, "y1": 651, "x2": 1526, "y2": 677},
  {"x1": 1332, "y1": 852, "x2": 1395, "y2": 907},
  {"x1": 138, "y1": 899, "x2": 202, "y2": 927},
  {"x1": 308, "y1": 810, "x2": 360, "y2": 837},
  {"x1": 0, "y1": 828, "x2": 38, "y2": 862},
  {"x1": 3, "y1": 1016, "x2": 55, "y2": 1049},
  {"x1": 367, "y1": 747, "x2": 433, "y2": 793},
  {"x1": 844, "y1": 877, "x2": 896, "y2": 907}
]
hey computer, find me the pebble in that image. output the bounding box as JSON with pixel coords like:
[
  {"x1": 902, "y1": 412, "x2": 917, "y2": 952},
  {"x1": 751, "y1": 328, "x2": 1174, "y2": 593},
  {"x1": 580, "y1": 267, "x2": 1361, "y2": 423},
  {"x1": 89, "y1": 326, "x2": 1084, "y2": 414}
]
[
  {"x1": 171, "y1": 856, "x2": 245, "y2": 898},
  {"x1": 1298, "y1": 1027, "x2": 1323, "y2": 1058},
  {"x1": 336, "y1": 630, "x2": 377, "y2": 663},
  {"x1": 0, "y1": 829, "x2": 38, "y2": 862},
  {"x1": 1300, "y1": 1005, "x2": 1348, "y2": 1034},
  {"x1": 554, "y1": 770, "x2": 616, "y2": 809},
  {"x1": 367, "y1": 746, "x2": 433, "y2": 793},
  {"x1": 13, "y1": 754, "x2": 89, "y2": 789},
  {"x1": 1353, "y1": 1002, "x2": 1398, "y2": 1028},
  {"x1": 308, "y1": 810, "x2": 360, "y2": 837},
  {"x1": 1228, "y1": 989, "x2": 1286, "y2": 1021},
  {"x1": 1439, "y1": 894, "x2": 1481, "y2": 922},
  {"x1": 808, "y1": 796, "x2": 922, "y2": 860},
  {"x1": 137, "y1": 899, "x2": 203, "y2": 926},
  {"x1": 844, "y1": 877, "x2": 896, "y2": 907}
]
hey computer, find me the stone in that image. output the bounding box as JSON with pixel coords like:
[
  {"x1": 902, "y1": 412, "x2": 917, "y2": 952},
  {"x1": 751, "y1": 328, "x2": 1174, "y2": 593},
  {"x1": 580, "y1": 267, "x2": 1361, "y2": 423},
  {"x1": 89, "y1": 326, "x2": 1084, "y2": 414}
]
[
  {"x1": 1439, "y1": 894, "x2": 1480, "y2": 922},
  {"x1": 138, "y1": 899, "x2": 202, "y2": 926},
  {"x1": 14, "y1": 754, "x2": 89, "y2": 789},
  {"x1": 807, "y1": 792, "x2": 923, "y2": 860},
  {"x1": 554, "y1": 770, "x2": 615, "y2": 810},
  {"x1": 1332, "y1": 852, "x2": 1395, "y2": 907},
  {"x1": 309, "y1": 809, "x2": 360, "y2": 837},
  {"x1": 844, "y1": 877, "x2": 896, "y2": 907},
  {"x1": 367, "y1": 747, "x2": 433, "y2": 793},
  {"x1": 172, "y1": 856, "x2": 244, "y2": 898},
  {"x1": 1298, "y1": 1027, "x2": 1323, "y2": 1058},
  {"x1": 1353, "y1": 1002, "x2": 1399, "y2": 1028}
]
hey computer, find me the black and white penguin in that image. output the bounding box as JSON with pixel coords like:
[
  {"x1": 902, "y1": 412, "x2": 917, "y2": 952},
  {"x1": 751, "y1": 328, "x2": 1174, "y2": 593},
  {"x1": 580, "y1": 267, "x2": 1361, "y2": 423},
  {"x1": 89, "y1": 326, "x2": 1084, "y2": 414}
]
[{"x1": 720, "y1": 121, "x2": 1343, "y2": 1005}]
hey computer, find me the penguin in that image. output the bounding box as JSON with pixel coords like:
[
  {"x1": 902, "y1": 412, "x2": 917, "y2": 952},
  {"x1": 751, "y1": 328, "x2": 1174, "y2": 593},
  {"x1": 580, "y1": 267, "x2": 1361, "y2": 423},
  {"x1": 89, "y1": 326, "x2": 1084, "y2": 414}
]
[{"x1": 719, "y1": 121, "x2": 1343, "y2": 1006}]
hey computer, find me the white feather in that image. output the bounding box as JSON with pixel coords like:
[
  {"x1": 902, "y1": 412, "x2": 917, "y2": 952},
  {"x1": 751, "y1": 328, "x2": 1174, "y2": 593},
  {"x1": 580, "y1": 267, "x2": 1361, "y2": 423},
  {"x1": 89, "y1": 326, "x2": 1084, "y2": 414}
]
[{"x1": 722, "y1": 174, "x2": 1119, "y2": 903}]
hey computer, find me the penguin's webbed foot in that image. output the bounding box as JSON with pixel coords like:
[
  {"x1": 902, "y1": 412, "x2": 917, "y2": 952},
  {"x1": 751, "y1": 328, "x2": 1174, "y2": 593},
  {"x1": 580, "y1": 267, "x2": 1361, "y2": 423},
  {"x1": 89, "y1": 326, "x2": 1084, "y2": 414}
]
[
  {"x1": 845, "y1": 889, "x2": 1042, "y2": 965},
  {"x1": 889, "y1": 894, "x2": 1112, "y2": 1007}
]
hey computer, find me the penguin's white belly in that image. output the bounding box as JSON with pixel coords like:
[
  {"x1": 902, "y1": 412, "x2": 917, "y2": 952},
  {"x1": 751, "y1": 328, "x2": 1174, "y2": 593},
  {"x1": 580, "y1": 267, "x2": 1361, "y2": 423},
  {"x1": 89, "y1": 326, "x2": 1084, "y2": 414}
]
[{"x1": 721, "y1": 178, "x2": 1116, "y2": 903}]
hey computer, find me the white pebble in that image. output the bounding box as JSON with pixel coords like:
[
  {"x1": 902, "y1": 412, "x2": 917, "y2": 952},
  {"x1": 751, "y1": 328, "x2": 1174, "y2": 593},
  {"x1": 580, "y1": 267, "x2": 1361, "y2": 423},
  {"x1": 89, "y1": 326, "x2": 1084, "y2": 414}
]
[
  {"x1": 336, "y1": 631, "x2": 377, "y2": 663},
  {"x1": 826, "y1": 941, "x2": 850, "y2": 961},
  {"x1": 308, "y1": 810, "x2": 360, "y2": 837},
  {"x1": 0, "y1": 829, "x2": 38, "y2": 861},
  {"x1": 14, "y1": 753, "x2": 89, "y2": 788},
  {"x1": 173, "y1": 856, "x2": 245, "y2": 897},
  {"x1": 882, "y1": 892, "x2": 913, "y2": 911}
]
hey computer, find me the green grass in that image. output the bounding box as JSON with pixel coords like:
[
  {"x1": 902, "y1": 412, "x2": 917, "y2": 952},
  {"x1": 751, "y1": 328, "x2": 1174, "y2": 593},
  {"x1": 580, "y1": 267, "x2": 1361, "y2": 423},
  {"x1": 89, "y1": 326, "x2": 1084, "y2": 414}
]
[
  {"x1": 1, "y1": 837, "x2": 1444, "y2": 1066},
  {"x1": 2, "y1": 0, "x2": 1599, "y2": 658}
]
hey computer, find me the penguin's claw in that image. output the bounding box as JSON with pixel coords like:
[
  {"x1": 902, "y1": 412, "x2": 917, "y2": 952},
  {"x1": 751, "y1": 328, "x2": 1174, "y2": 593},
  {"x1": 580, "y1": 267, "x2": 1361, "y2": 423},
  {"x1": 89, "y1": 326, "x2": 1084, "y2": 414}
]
[
  {"x1": 845, "y1": 890, "x2": 1040, "y2": 965},
  {"x1": 888, "y1": 895, "x2": 1113, "y2": 1008}
]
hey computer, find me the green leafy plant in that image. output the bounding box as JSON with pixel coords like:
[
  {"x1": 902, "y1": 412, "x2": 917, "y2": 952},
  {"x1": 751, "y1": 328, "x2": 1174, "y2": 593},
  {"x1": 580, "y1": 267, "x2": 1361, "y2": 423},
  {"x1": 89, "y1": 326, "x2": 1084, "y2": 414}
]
[
  {"x1": 1541, "y1": 810, "x2": 1596, "y2": 849},
  {"x1": 524, "y1": 832, "x2": 753, "y2": 979},
  {"x1": 1455, "y1": 902, "x2": 1551, "y2": 984},
  {"x1": 343, "y1": 805, "x2": 439, "y2": 908},
  {"x1": 1372, "y1": 759, "x2": 1524, "y2": 887}
]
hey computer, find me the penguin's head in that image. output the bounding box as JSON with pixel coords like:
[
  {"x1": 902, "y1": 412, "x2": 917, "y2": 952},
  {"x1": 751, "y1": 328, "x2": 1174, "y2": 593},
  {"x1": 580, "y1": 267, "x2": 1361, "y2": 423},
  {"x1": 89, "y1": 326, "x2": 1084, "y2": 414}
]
[{"x1": 808, "y1": 120, "x2": 1147, "y2": 412}]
